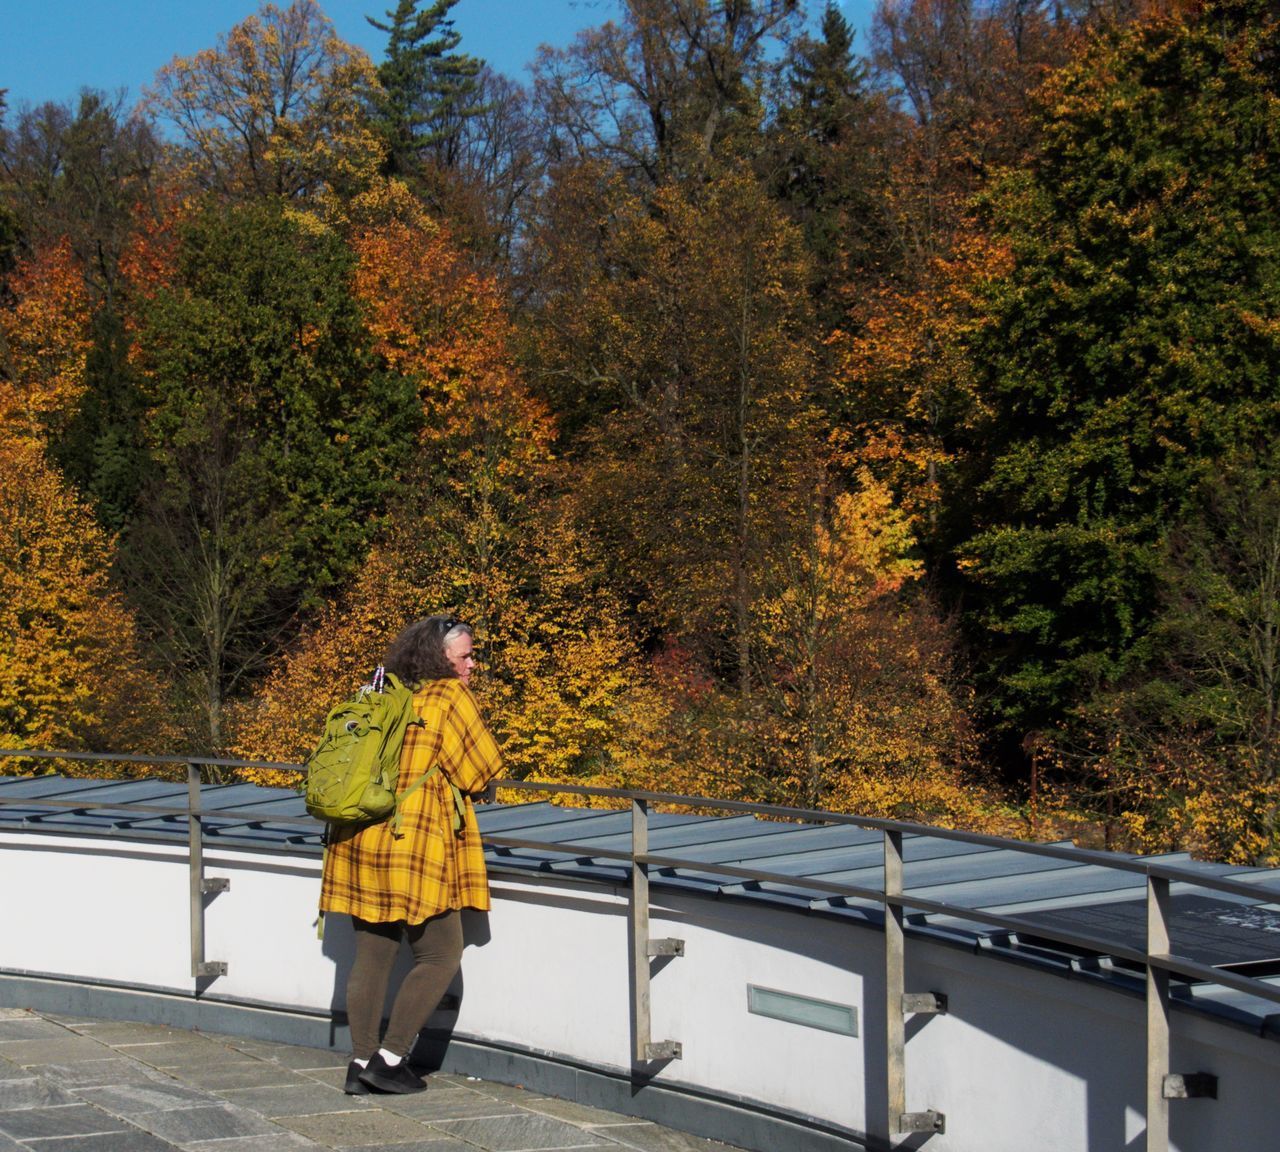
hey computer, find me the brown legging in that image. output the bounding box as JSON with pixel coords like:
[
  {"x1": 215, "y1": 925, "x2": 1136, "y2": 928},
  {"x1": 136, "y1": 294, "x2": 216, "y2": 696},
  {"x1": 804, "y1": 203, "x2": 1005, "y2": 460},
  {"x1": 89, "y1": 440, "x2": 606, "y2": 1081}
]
[{"x1": 346, "y1": 910, "x2": 463, "y2": 1059}]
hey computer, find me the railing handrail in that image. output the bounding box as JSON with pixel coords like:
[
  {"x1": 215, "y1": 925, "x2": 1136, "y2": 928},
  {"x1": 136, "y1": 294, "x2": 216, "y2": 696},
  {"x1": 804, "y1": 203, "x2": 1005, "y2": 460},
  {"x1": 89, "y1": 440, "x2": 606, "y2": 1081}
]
[{"x1": 3, "y1": 746, "x2": 1276, "y2": 904}]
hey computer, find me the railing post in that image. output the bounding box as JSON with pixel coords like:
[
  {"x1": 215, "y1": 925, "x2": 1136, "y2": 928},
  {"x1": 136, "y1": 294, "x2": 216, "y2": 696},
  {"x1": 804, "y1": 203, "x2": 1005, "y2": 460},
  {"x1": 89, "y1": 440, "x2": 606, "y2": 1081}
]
[
  {"x1": 628, "y1": 796, "x2": 682, "y2": 1064},
  {"x1": 884, "y1": 828, "x2": 905, "y2": 1145},
  {"x1": 630, "y1": 797, "x2": 651, "y2": 1064},
  {"x1": 188, "y1": 762, "x2": 227, "y2": 979},
  {"x1": 1146, "y1": 875, "x2": 1171, "y2": 1152}
]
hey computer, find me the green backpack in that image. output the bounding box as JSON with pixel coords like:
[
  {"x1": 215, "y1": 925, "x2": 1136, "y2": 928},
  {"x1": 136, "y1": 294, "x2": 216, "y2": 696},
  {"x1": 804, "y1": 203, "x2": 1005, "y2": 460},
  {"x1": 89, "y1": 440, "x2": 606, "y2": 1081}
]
[{"x1": 303, "y1": 667, "x2": 426, "y2": 826}]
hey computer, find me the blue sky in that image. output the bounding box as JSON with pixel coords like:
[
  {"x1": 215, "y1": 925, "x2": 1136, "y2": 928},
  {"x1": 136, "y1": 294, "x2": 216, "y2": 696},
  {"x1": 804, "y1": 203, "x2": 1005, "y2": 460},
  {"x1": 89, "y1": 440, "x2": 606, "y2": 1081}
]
[{"x1": 1, "y1": 0, "x2": 876, "y2": 113}]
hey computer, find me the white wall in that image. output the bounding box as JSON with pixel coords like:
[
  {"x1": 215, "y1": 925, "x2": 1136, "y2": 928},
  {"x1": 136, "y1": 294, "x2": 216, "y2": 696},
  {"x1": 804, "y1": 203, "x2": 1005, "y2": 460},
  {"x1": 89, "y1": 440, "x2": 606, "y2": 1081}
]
[{"x1": 2, "y1": 828, "x2": 1277, "y2": 1152}]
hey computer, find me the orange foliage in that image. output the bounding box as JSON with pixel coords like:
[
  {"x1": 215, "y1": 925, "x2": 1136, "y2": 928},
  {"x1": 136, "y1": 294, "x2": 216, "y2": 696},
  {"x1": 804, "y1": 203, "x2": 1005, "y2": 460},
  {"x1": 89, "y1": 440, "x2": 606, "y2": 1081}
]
[
  {"x1": 830, "y1": 228, "x2": 1009, "y2": 521},
  {"x1": 0, "y1": 239, "x2": 93, "y2": 442},
  {"x1": 116, "y1": 190, "x2": 185, "y2": 310}
]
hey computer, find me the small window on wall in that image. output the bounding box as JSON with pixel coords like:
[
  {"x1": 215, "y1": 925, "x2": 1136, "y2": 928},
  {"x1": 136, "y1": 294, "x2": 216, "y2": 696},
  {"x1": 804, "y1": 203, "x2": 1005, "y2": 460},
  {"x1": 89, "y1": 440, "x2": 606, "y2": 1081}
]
[{"x1": 747, "y1": 985, "x2": 858, "y2": 1036}]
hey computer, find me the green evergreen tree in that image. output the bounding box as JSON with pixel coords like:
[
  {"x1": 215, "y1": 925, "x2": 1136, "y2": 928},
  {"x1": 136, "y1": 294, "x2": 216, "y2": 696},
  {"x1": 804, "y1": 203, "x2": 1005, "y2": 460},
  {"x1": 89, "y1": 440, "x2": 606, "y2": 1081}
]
[
  {"x1": 960, "y1": 4, "x2": 1280, "y2": 740},
  {"x1": 368, "y1": 0, "x2": 485, "y2": 174},
  {"x1": 50, "y1": 304, "x2": 148, "y2": 533},
  {"x1": 771, "y1": 2, "x2": 884, "y2": 327}
]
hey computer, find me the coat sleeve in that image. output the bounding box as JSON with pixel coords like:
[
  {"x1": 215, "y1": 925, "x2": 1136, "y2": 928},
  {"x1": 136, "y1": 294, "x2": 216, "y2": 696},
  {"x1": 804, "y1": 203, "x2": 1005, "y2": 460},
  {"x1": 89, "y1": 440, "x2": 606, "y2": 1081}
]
[{"x1": 438, "y1": 681, "x2": 503, "y2": 794}]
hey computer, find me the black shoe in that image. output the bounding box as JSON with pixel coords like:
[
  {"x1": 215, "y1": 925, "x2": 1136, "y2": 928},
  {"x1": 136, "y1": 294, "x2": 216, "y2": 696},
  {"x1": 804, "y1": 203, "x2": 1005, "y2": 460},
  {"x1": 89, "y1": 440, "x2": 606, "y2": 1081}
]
[
  {"x1": 358, "y1": 1052, "x2": 427, "y2": 1094},
  {"x1": 344, "y1": 1060, "x2": 371, "y2": 1095}
]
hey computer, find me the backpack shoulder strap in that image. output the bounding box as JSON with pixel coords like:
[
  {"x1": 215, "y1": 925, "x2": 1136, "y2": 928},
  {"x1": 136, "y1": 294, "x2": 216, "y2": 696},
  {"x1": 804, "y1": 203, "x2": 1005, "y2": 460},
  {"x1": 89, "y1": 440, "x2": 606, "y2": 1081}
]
[
  {"x1": 391, "y1": 763, "x2": 438, "y2": 833},
  {"x1": 390, "y1": 764, "x2": 469, "y2": 836}
]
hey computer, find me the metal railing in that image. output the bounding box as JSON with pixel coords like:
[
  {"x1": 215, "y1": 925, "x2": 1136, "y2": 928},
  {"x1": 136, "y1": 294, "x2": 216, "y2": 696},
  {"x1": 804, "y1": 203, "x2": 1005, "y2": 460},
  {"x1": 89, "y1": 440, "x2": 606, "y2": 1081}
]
[{"x1": 2, "y1": 748, "x2": 1277, "y2": 1151}]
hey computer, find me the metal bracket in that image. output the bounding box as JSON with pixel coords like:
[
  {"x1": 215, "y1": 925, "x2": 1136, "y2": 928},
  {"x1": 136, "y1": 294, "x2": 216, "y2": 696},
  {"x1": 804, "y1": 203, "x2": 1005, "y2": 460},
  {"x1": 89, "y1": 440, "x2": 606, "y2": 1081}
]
[
  {"x1": 643, "y1": 1040, "x2": 682, "y2": 1061},
  {"x1": 647, "y1": 938, "x2": 685, "y2": 957},
  {"x1": 902, "y1": 991, "x2": 948, "y2": 1015},
  {"x1": 201, "y1": 877, "x2": 230, "y2": 895},
  {"x1": 1163, "y1": 1073, "x2": 1218, "y2": 1100},
  {"x1": 194, "y1": 961, "x2": 227, "y2": 978},
  {"x1": 898, "y1": 1110, "x2": 946, "y2": 1134},
  {"x1": 899, "y1": 1110, "x2": 946, "y2": 1134}
]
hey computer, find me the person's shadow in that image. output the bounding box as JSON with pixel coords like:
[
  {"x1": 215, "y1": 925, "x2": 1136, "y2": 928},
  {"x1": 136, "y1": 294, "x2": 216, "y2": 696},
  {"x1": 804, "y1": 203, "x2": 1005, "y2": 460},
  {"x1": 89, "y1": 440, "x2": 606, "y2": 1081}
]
[{"x1": 321, "y1": 909, "x2": 492, "y2": 1067}]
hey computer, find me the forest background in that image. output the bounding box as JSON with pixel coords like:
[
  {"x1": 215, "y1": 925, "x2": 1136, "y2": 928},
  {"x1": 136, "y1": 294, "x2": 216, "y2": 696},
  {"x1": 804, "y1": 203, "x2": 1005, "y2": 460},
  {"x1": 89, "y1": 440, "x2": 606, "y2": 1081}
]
[{"x1": 2, "y1": 0, "x2": 1279, "y2": 864}]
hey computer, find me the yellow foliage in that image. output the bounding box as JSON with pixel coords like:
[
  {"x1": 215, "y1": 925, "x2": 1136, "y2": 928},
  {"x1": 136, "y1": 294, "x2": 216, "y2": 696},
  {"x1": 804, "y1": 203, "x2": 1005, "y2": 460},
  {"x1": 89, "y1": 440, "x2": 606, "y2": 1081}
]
[
  {"x1": 747, "y1": 470, "x2": 986, "y2": 818},
  {"x1": 1032, "y1": 731, "x2": 1280, "y2": 866},
  {"x1": 0, "y1": 435, "x2": 173, "y2": 766},
  {"x1": 146, "y1": 0, "x2": 385, "y2": 204},
  {"x1": 818, "y1": 471, "x2": 923, "y2": 606}
]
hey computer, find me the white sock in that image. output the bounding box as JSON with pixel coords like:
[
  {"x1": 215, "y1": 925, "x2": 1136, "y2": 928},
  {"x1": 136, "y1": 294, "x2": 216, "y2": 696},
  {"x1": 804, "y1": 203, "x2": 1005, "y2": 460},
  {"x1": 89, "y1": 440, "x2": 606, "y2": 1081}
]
[
  {"x1": 377, "y1": 1048, "x2": 403, "y2": 1066},
  {"x1": 352, "y1": 1058, "x2": 368, "y2": 1068}
]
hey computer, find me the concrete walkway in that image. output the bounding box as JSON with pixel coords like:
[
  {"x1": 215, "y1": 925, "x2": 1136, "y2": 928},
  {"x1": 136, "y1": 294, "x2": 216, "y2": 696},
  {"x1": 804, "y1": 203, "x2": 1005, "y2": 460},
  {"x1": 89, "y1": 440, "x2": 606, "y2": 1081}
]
[{"x1": 0, "y1": 1009, "x2": 744, "y2": 1152}]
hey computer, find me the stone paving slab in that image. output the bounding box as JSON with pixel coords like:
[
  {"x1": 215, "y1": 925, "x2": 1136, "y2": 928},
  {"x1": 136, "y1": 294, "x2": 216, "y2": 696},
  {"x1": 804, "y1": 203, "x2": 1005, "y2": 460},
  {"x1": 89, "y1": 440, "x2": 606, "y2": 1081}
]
[
  {"x1": 0, "y1": 1102, "x2": 134, "y2": 1140},
  {"x1": 28, "y1": 1056, "x2": 169, "y2": 1088},
  {"x1": 292, "y1": 1063, "x2": 368, "y2": 1094},
  {"x1": 0, "y1": 1009, "x2": 747, "y2": 1152},
  {"x1": 0, "y1": 1074, "x2": 78, "y2": 1111},
  {"x1": 32, "y1": 1011, "x2": 110, "y2": 1026},
  {"x1": 131, "y1": 1103, "x2": 285, "y2": 1144},
  {"x1": 0, "y1": 1017, "x2": 69, "y2": 1041},
  {"x1": 430, "y1": 1112, "x2": 619, "y2": 1150},
  {"x1": 159, "y1": 1059, "x2": 314, "y2": 1091},
  {"x1": 275, "y1": 1105, "x2": 440, "y2": 1147},
  {"x1": 185, "y1": 1136, "x2": 322, "y2": 1152},
  {"x1": 455, "y1": 1076, "x2": 548, "y2": 1101},
  {"x1": 222, "y1": 1038, "x2": 353, "y2": 1070},
  {"x1": 76, "y1": 1078, "x2": 224, "y2": 1114},
  {"x1": 369, "y1": 1086, "x2": 524, "y2": 1121},
  {"x1": 218, "y1": 1081, "x2": 374, "y2": 1118},
  {"x1": 69, "y1": 1021, "x2": 199, "y2": 1045},
  {"x1": 594, "y1": 1124, "x2": 727, "y2": 1152},
  {"x1": 0, "y1": 1035, "x2": 116, "y2": 1065},
  {"x1": 111, "y1": 1039, "x2": 238, "y2": 1068},
  {"x1": 521, "y1": 1097, "x2": 655, "y2": 1128},
  {"x1": 324, "y1": 1141, "x2": 473, "y2": 1152}
]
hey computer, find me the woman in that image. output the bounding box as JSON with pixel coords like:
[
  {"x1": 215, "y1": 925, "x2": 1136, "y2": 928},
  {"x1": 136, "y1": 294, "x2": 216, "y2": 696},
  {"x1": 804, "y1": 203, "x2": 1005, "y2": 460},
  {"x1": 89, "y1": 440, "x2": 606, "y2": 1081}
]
[{"x1": 320, "y1": 615, "x2": 502, "y2": 1095}]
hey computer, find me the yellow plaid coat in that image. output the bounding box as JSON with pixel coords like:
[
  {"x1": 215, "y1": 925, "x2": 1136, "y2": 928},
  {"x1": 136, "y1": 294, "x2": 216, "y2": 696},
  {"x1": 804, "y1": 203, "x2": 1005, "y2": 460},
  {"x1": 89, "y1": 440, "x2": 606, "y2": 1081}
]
[{"x1": 319, "y1": 678, "x2": 502, "y2": 924}]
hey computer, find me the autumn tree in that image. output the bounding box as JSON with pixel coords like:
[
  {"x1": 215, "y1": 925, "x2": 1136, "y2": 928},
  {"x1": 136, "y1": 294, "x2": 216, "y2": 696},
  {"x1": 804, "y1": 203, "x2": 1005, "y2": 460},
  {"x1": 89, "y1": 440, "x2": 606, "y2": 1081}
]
[
  {"x1": 0, "y1": 238, "x2": 92, "y2": 443},
  {"x1": 829, "y1": 227, "x2": 1007, "y2": 534},
  {"x1": 414, "y1": 67, "x2": 544, "y2": 266},
  {"x1": 0, "y1": 241, "x2": 167, "y2": 761},
  {"x1": 146, "y1": 0, "x2": 384, "y2": 202},
  {"x1": 236, "y1": 189, "x2": 651, "y2": 786},
  {"x1": 530, "y1": 164, "x2": 819, "y2": 694},
  {"x1": 0, "y1": 90, "x2": 160, "y2": 299},
  {"x1": 0, "y1": 435, "x2": 170, "y2": 762},
  {"x1": 846, "y1": 0, "x2": 1075, "y2": 418},
  {"x1": 126, "y1": 199, "x2": 420, "y2": 751},
  {"x1": 751, "y1": 470, "x2": 988, "y2": 821},
  {"x1": 532, "y1": 0, "x2": 802, "y2": 184}
]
